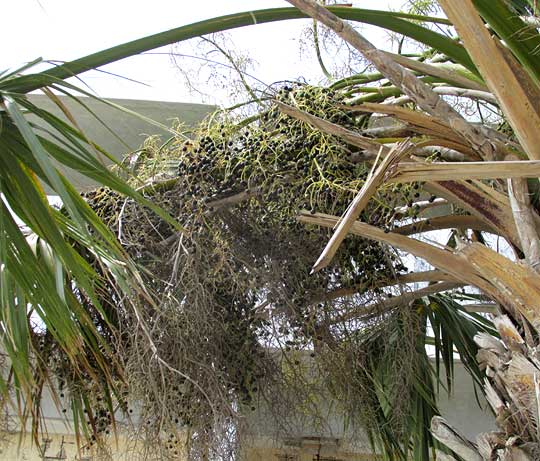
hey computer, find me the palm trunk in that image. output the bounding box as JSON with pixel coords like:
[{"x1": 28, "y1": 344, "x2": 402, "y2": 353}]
[
  {"x1": 430, "y1": 174, "x2": 540, "y2": 460},
  {"x1": 431, "y1": 310, "x2": 540, "y2": 460}
]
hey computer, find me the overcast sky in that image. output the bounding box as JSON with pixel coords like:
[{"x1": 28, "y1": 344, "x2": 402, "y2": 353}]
[{"x1": 4, "y1": 0, "x2": 403, "y2": 105}]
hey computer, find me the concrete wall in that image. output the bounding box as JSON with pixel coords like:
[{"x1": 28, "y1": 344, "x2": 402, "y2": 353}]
[
  {"x1": 437, "y1": 361, "x2": 496, "y2": 439},
  {"x1": 239, "y1": 360, "x2": 494, "y2": 461},
  {"x1": 0, "y1": 359, "x2": 495, "y2": 460}
]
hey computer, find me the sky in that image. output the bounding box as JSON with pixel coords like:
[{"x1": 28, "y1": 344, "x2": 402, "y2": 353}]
[{"x1": 3, "y1": 0, "x2": 403, "y2": 105}]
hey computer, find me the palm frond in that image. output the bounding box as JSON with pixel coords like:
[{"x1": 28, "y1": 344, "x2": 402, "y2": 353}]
[
  {"x1": 4, "y1": 7, "x2": 472, "y2": 97},
  {"x1": 0, "y1": 60, "x2": 172, "y2": 441}
]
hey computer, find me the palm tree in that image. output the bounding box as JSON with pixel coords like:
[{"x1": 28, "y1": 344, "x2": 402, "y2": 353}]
[
  {"x1": 1, "y1": 6, "x2": 468, "y2": 450},
  {"x1": 5, "y1": 1, "x2": 540, "y2": 459}
]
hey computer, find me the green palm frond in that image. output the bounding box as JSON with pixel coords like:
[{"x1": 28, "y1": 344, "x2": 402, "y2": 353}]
[
  {"x1": 427, "y1": 293, "x2": 497, "y2": 389},
  {"x1": 358, "y1": 293, "x2": 495, "y2": 460},
  {"x1": 0, "y1": 59, "x2": 174, "y2": 440},
  {"x1": 473, "y1": 0, "x2": 540, "y2": 87},
  {"x1": 6, "y1": 7, "x2": 470, "y2": 97}
]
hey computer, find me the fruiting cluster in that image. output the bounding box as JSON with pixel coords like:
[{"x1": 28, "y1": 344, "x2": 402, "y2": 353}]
[{"x1": 43, "y1": 83, "x2": 429, "y2": 459}]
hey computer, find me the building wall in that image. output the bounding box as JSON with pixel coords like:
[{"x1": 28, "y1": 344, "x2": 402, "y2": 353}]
[
  {"x1": 437, "y1": 361, "x2": 496, "y2": 439},
  {"x1": 0, "y1": 360, "x2": 495, "y2": 460},
  {"x1": 241, "y1": 435, "x2": 381, "y2": 461}
]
